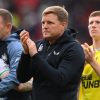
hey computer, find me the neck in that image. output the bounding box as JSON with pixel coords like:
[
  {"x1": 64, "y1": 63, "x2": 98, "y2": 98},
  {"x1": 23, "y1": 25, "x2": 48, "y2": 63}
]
[
  {"x1": 49, "y1": 37, "x2": 58, "y2": 44},
  {"x1": 93, "y1": 39, "x2": 100, "y2": 50},
  {"x1": 1, "y1": 32, "x2": 10, "y2": 41},
  {"x1": 49, "y1": 32, "x2": 64, "y2": 45}
]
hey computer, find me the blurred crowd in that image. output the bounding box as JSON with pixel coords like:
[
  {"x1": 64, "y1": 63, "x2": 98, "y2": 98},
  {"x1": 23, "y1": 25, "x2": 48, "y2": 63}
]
[{"x1": 0, "y1": 0, "x2": 99, "y2": 44}]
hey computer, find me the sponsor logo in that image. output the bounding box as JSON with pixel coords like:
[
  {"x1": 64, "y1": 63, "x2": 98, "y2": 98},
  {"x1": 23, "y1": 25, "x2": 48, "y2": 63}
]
[
  {"x1": 53, "y1": 51, "x2": 60, "y2": 55},
  {"x1": 38, "y1": 44, "x2": 43, "y2": 52}
]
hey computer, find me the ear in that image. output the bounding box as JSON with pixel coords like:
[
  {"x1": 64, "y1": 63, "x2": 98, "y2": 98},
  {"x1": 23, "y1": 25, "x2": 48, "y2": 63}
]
[
  {"x1": 6, "y1": 23, "x2": 12, "y2": 32},
  {"x1": 61, "y1": 22, "x2": 68, "y2": 29}
]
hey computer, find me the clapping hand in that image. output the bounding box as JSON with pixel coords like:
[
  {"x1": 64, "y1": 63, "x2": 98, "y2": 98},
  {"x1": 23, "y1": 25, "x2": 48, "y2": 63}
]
[
  {"x1": 81, "y1": 43, "x2": 95, "y2": 64},
  {"x1": 20, "y1": 30, "x2": 37, "y2": 56}
]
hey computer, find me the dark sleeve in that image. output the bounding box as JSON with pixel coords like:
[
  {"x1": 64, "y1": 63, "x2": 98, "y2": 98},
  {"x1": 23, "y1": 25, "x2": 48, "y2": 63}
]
[
  {"x1": 17, "y1": 53, "x2": 33, "y2": 83},
  {"x1": 17, "y1": 40, "x2": 42, "y2": 83},
  {"x1": 30, "y1": 46, "x2": 85, "y2": 88}
]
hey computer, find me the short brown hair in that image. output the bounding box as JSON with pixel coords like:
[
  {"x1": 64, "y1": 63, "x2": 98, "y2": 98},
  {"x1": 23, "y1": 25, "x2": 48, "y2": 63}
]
[
  {"x1": 42, "y1": 6, "x2": 68, "y2": 22},
  {"x1": 0, "y1": 9, "x2": 13, "y2": 24},
  {"x1": 89, "y1": 11, "x2": 100, "y2": 18}
]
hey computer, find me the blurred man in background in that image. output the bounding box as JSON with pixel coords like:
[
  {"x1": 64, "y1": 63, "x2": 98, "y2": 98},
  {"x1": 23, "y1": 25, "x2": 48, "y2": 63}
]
[{"x1": 0, "y1": 9, "x2": 32, "y2": 100}]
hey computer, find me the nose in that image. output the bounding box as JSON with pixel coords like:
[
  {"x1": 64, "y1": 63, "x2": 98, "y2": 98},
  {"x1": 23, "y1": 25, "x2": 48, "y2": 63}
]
[
  {"x1": 42, "y1": 22, "x2": 48, "y2": 29},
  {"x1": 91, "y1": 22, "x2": 96, "y2": 28},
  {"x1": 88, "y1": 22, "x2": 96, "y2": 30}
]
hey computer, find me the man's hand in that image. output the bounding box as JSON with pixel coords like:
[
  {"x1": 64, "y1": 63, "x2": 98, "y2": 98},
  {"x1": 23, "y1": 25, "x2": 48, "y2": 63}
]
[
  {"x1": 27, "y1": 38, "x2": 38, "y2": 57},
  {"x1": 20, "y1": 30, "x2": 29, "y2": 54},
  {"x1": 81, "y1": 43, "x2": 95, "y2": 64}
]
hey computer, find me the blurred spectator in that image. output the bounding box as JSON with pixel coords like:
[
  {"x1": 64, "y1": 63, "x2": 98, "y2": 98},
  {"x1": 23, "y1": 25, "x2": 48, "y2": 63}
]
[{"x1": 0, "y1": 0, "x2": 99, "y2": 43}]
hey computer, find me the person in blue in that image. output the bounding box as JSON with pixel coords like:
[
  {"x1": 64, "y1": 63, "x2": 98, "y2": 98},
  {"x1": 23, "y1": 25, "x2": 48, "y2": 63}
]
[
  {"x1": 0, "y1": 9, "x2": 32, "y2": 100},
  {"x1": 17, "y1": 6, "x2": 85, "y2": 100}
]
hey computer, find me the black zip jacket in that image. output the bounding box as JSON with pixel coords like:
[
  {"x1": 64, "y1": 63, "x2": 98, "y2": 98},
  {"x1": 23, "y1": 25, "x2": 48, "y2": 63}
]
[{"x1": 17, "y1": 29, "x2": 85, "y2": 100}]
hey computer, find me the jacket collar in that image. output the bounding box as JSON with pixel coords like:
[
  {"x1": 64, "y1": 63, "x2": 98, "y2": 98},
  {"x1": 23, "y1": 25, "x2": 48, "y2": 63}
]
[{"x1": 45, "y1": 28, "x2": 78, "y2": 45}]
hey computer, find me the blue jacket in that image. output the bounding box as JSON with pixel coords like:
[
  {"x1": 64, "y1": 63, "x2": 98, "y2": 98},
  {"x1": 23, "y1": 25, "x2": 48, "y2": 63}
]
[{"x1": 0, "y1": 33, "x2": 31, "y2": 100}]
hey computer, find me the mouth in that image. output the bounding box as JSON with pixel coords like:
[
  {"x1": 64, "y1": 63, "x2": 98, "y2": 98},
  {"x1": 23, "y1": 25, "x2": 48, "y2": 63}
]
[
  {"x1": 42, "y1": 31, "x2": 49, "y2": 34},
  {"x1": 43, "y1": 30, "x2": 49, "y2": 32},
  {"x1": 91, "y1": 30, "x2": 97, "y2": 33}
]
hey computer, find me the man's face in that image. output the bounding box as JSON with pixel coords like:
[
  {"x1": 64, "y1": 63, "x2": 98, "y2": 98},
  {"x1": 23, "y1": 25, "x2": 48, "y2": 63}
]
[
  {"x1": 41, "y1": 13, "x2": 67, "y2": 42},
  {"x1": 88, "y1": 16, "x2": 100, "y2": 40},
  {"x1": 0, "y1": 16, "x2": 11, "y2": 40}
]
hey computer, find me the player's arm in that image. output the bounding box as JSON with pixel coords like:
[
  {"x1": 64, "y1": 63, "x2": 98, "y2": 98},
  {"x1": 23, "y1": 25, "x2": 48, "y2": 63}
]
[{"x1": 82, "y1": 43, "x2": 100, "y2": 76}]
